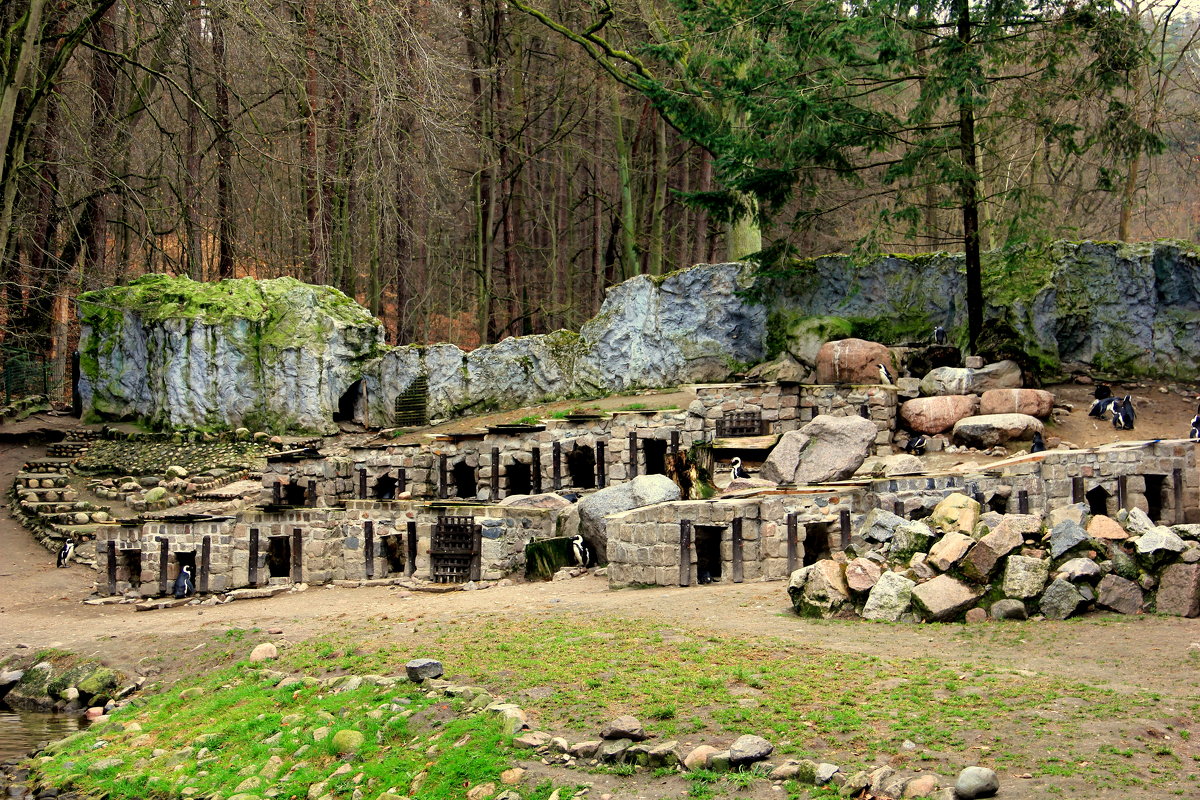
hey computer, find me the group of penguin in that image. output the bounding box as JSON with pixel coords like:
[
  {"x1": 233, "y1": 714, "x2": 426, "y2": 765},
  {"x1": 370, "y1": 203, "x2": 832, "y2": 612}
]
[
  {"x1": 1088, "y1": 385, "x2": 1137, "y2": 431},
  {"x1": 57, "y1": 541, "x2": 194, "y2": 598}
]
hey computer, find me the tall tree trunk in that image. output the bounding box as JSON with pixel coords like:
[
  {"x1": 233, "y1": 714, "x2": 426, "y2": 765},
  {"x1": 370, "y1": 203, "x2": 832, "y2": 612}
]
[
  {"x1": 82, "y1": 4, "x2": 118, "y2": 290},
  {"x1": 301, "y1": 0, "x2": 324, "y2": 283},
  {"x1": 212, "y1": 2, "x2": 234, "y2": 278},
  {"x1": 955, "y1": 0, "x2": 983, "y2": 354},
  {"x1": 648, "y1": 113, "x2": 667, "y2": 275},
  {"x1": 183, "y1": 0, "x2": 203, "y2": 279},
  {"x1": 610, "y1": 90, "x2": 637, "y2": 280}
]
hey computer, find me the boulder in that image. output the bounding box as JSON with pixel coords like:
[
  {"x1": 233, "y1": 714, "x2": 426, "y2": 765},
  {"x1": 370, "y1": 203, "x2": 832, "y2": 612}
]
[
  {"x1": 954, "y1": 766, "x2": 999, "y2": 799},
  {"x1": 929, "y1": 493, "x2": 981, "y2": 535},
  {"x1": 728, "y1": 735, "x2": 774, "y2": 766},
  {"x1": 331, "y1": 729, "x2": 364, "y2": 754},
  {"x1": 927, "y1": 532, "x2": 974, "y2": 572},
  {"x1": 1134, "y1": 527, "x2": 1185, "y2": 567},
  {"x1": 405, "y1": 658, "x2": 444, "y2": 682},
  {"x1": 600, "y1": 716, "x2": 647, "y2": 741},
  {"x1": 1002, "y1": 556, "x2": 1050, "y2": 599},
  {"x1": 1040, "y1": 578, "x2": 1085, "y2": 620},
  {"x1": 1048, "y1": 520, "x2": 1089, "y2": 559},
  {"x1": 862, "y1": 572, "x2": 916, "y2": 621},
  {"x1": 1047, "y1": 503, "x2": 1088, "y2": 528},
  {"x1": 1087, "y1": 515, "x2": 1127, "y2": 541},
  {"x1": 989, "y1": 598, "x2": 1028, "y2": 620},
  {"x1": 1156, "y1": 563, "x2": 1200, "y2": 617},
  {"x1": 856, "y1": 453, "x2": 925, "y2": 478},
  {"x1": 951, "y1": 414, "x2": 1043, "y2": 448},
  {"x1": 1119, "y1": 507, "x2": 1157, "y2": 537},
  {"x1": 845, "y1": 558, "x2": 883, "y2": 593},
  {"x1": 760, "y1": 415, "x2": 877, "y2": 485},
  {"x1": 743, "y1": 353, "x2": 812, "y2": 384},
  {"x1": 248, "y1": 643, "x2": 278, "y2": 662},
  {"x1": 911, "y1": 575, "x2": 982, "y2": 621},
  {"x1": 961, "y1": 520, "x2": 1026, "y2": 582},
  {"x1": 1097, "y1": 574, "x2": 1144, "y2": 615},
  {"x1": 978, "y1": 388, "x2": 1054, "y2": 418},
  {"x1": 919, "y1": 360, "x2": 1021, "y2": 396},
  {"x1": 577, "y1": 475, "x2": 681, "y2": 562},
  {"x1": 899, "y1": 396, "x2": 979, "y2": 435},
  {"x1": 1056, "y1": 558, "x2": 1101, "y2": 582},
  {"x1": 888, "y1": 521, "x2": 935, "y2": 562},
  {"x1": 684, "y1": 745, "x2": 720, "y2": 771},
  {"x1": 777, "y1": 316, "x2": 855, "y2": 367},
  {"x1": 814, "y1": 338, "x2": 893, "y2": 384},
  {"x1": 859, "y1": 508, "x2": 906, "y2": 543},
  {"x1": 497, "y1": 493, "x2": 572, "y2": 510},
  {"x1": 787, "y1": 560, "x2": 851, "y2": 618}
]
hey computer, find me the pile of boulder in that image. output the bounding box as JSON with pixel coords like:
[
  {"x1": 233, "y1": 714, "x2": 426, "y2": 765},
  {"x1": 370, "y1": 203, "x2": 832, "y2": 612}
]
[{"x1": 789, "y1": 494, "x2": 1200, "y2": 622}]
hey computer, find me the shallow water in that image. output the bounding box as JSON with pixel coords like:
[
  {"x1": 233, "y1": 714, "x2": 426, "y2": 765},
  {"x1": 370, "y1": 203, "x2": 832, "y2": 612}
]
[{"x1": 0, "y1": 703, "x2": 84, "y2": 761}]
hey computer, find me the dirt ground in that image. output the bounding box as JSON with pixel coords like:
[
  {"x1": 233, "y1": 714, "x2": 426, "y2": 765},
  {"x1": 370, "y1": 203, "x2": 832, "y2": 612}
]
[{"x1": 2, "y1": 382, "x2": 1200, "y2": 799}]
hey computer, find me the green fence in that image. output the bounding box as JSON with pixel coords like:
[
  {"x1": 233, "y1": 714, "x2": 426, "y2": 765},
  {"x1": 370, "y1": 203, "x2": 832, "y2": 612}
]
[{"x1": 1, "y1": 347, "x2": 49, "y2": 405}]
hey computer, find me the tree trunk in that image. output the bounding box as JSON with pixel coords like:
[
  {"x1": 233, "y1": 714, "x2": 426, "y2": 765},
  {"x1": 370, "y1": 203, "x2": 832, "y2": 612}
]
[
  {"x1": 302, "y1": 0, "x2": 324, "y2": 283},
  {"x1": 955, "y1": 0, "x2": 983, "y2": 354},
  {"x1": 610, "y1": 90, "x2": 637, "y2": 280},
  {"x1": 212, "y1": 2, "x2": 234, "y2": 278}
]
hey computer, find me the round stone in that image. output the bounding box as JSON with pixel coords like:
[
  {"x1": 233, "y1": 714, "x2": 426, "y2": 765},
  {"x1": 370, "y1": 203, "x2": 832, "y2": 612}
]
[
  {"x1": 954, "y1": 766, "x2": 999, "y2": 799},
  {"x1": 331, "y1": 729, "x2": 364, "y2": 754}
]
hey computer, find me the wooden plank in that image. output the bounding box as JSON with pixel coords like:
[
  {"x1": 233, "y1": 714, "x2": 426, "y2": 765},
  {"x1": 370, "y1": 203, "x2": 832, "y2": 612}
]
[
  {"x1": 365, "y1": 520, "x2": 375, "y2": 579},
  {"x1": 731, "y1": 518, "x2": 744, "y2": 583},
  {"x1": 199, "y1": 536, "x2": 211, "y2": 594},
  {"x1": 1117, "y1": 475, "x2": 1128, "y2": 510},
  {"x1": 291, "y1": 528, "x2": 303, "y2": 583},
  {"x1": 158, "y1": 537, "x2": 169, "y2": 596},
  {"x1": 491, "y1": 447, "x2": 500, "y2": 500},
  {"x1": 552, "y1": 442, "x2": 562, "y2": 490},
  {"x1": 438, "y1": 454, "x2": 448, "y2": 499},
  {"x1": 1174, "y1": 468, "x2": 1185, "y2": 524},
  {"x1": 531, "y1": 447, "x2": 542, "y2": 494},
  {"x1": 358, "y1": 469, "x2": 367, "y2": 499},
  {"x1": 470, "y1": 524, "x2": 482, "y2": 582},
  {"x1": 596, "y1": 440, "x2": 606, "y2": 488},
  {"x1": 398, "y1": 467, "x2": 407, "y2": 495},
  {"x1": 1018, "y1": 490, "x2": 1029, "y2": 514},
  {"x1": 670, "y1": 430, "x2": 680, "y2": 458},
  {"x1": 839, "y1": 509, "x2": 851, "y2": 550},
  {"x1": 679, "y1": 519, "x2": 692, "y2": 587},
  {"x1": 248, "y1": 528, "x2": 259, "y2": 588},
  {"x1": 629, "y1": 432, "x2": 638, "y2": 478},
  {"x1": 710, "y1": 434, "x2": 779, "y2": 450},
  {"x1": 1072, "y1": 476, "x2": 1084, "y2": 504},
  {"x1": 107, "y1": 540, "x2": 117, "y2": 596},
  {"x1": 406, "y1": 520, "x2": 417, "y2": 578},
  {"x1": 786, "y1": 512, "x2": 798, "y2": 574}
]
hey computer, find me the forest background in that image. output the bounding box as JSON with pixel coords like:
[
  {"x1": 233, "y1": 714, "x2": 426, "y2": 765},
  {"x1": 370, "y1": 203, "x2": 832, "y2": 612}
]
[{"x1": 1, "y1": 0, "x2": 1198, "y2": 398}]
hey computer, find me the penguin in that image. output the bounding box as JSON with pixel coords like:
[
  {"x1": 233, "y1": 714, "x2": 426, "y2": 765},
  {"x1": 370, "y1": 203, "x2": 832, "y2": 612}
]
[
  {"x1": 173, "y1": 564, "x2": 195, "y2": 599},
  {"x1": 1190, "y1": 404, "x2": 1200, "y2": 441},
  {"x1": 1030, "y1": 431, "x2": 1046, "y2": 453},
  {"x1": 730, "y1": 457, "x2": 751, "y2": 481},
  {"x1": 933, "y1": 326, "x2": 947, "y2": 346},
  {"x1": 56, "y1": 539, "x2": 74, "y2": 568},
  {"x1": 1088, "y1": 395, "x2": 1116, "y2": 419},
  {"x1": 1094, "y1": 385, "x2": 1113, "y2": 400},
  {"x1": 903, "y1": 435, "x2": 927, "y2": 456},
  {"x1": 571, "y1": 534, "x2": 593, "y2": 568},
  {"x1": 877, "y1": 364, "x2": 894, "y2": 385},
  {"x1": 1112, "y1": 395, "x2": 1136, "y2": 430}
]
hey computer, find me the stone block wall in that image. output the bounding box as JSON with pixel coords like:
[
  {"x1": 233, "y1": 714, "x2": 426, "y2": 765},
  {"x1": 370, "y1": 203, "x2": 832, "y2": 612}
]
[
  {"x1": 234, "y1": 510, "x2": 342, "y2": 586},
  {"x1": 261, "y1": 459, "x2": 357, "y2": 507},
  {"x1": 98, "y1": 518, "x2": 238, "y2": 596}
]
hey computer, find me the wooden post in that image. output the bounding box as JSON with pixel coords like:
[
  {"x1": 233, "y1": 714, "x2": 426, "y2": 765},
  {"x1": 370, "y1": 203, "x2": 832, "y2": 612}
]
[
  {"x1": 470, "y1": 524, "x2": 482, "y2": 581},
  {"x1": 1072, "y1": 476, "x2": 1084, "y2": 504},
  {"x1": 106, "y1": 540, "x2": 117, "y2": 596},
  {"x1": 552, "y1": 442, "x2": 562, "y2": 490},
  {"x1": 358, "y1": 469, "x2": 367, "y2": 499},
  {"x1": 406, "y1": 520, "x2": 417, "y2": 577},
  {"x1": 1117, "y1": 475, "x2": 1128, "y2": 510},
  {"x1": 679, "y1": 519, "x2": 692, "y2": 586},
  {"x1": 892, "y1": 499, "x2": 904, "y2": 517},
  {"x1": 398, "y1": 467, "x2": 407, "y2": 495},
  {"x1": 158, "y1": 537, "x2": 169, "y2": 596},
  {"x1": 249, "y1": 528, "x2": 260, "y2": 588},
  {"x1": 786, "y1": 512, "x2": 798, "y2": 574},
  {"x1": 272, "y1": 480, "x2": 282, "y2": 506},
  {"x1": 305, "y1": 480, "x2": 317, "y2": 508},
  {"x1": 596, "y1": 440, "x2": 606, "y2": 488},
  {"x1": 839, "y1": 508, "x2": 851, "y2": 549},
  {"x1": 364, "y1": 520, "x2": 375, "y2": 579},
  {"x1": 628, "y1": 432, "x2": 638, "y2": 478},
  {"x1": 1174, "y1": 468, "x2": 1185, "y2": 524},
  {"x1": 199, "y1": 536, "x2": 211, "y2": 594},
  {"x1": 491, "y1": 447, "x2": 500, "y2": 499},
  {"x1": 1018, "y1": 490, "x2": 1029, "y2": 515},
  {"x1": 291, "y1": 528, "x2": 303, "y2": 583},
  {"x1": 670, "y1": 430, "x2": 680, "y2": 458},
  {"x1": 731, "y1": 518, "x2": 744, "y2": 583},
  {"x1": 531, "y1": 447, "x2": 542, "y2": 494},
  {"x1": 438, "y1": 454, "x2": 448, "y2": 499}
]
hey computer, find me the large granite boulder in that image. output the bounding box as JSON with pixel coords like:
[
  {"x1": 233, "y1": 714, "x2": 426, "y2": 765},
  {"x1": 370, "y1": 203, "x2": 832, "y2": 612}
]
[
  {"x1": 577, "y1": 475, "x2": 680, "y2": 562},
  {"x1": 858, "y1": 508, "x2": 906, "y2": 543},
  {"x1": 788, "y1": 560, "x2": 851, "y2": 618},
  {"x1": 1097, "y1": 574, "x2": 1144, "y2": 615},
  {"x1": 911, "y1": 575, "x2": 982, "y2": 621},
  {"x1": 760, "y1": 415, "x2": 877, "y2": 485},
  {"x1": 919, "y1": 360, "x2": 1022, "y2": 396},
  {"x1": 951, "y1": 414, "x2": 1043, "y2": 448},
  {"x1": 1039, "y1": 578, "x2": 1085, "y2": 620},
  {"x1": 928, "y1": 532, "x2": 974, "y2": 571},
  {"x1": 960, "y1": 521, "x2": 1025, "y2": 582},
  {"x1": 1002, "y1": 556, "x2": 1050, "y2": 599},
  {"x1": 1156, "y1": 563, "x2": 1200, "y2": 617},
  {"x1": 862, "y1": 572, "x2": 916, "y2": 621},
  {"x1": 929, "y1": 492, "x2": 981, "y2": 535},
  {"x1": 775, "y1": 316, "x2": 854, "y2": 369},
  {"x1": 979, "y1": 388, "x2": 1055, "y2": 418},
  {"x1": 899, "y1": 395, "x2": 979, "y2": 435},
  {"x1": 814, "y1": 338, "x2": 892, "y2": 384}
]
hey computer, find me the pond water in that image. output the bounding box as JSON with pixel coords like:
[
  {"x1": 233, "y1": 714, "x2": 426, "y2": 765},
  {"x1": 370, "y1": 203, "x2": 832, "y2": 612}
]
[{"x1": 0, "y1": 702, "x2": 84, "y2": 762}]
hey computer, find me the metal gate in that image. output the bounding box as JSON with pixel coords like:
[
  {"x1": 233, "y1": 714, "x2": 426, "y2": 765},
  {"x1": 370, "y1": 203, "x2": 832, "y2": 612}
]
[
  {"x1": 2, "y1": 347, "x2": 49, "y2": 404},
  {"x1": 430, "y1": 515, "x2": 480, "y2": 584}
]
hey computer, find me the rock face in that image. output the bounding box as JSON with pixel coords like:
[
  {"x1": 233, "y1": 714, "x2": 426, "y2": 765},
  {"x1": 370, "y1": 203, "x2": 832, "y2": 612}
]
[
  {"x1": 82, "y1": 264, "x2": 765, "y2": 432},
  {"x1": 1003, "y1": 556, "x2": 1050, "y2": 599},
  {"x1": 899, "y1": 395, "x2": 979, "y2": 434},
  {"x1": 952, "y1": 413, "x2": 1043, "y2": 448},
  {"x1": 919, "y1": 360, "x2": 1022, "y2": 396},
  {"x1": 928, "y1": 532, "x2": 974, "y2": 571},
  {"x1": 814, "y1": 338, "x2": 892, "y2": 384},
  {"x1": 760, "y1": 415, "x2": 877, "y2": 484},
  {"x1": 979, "y1": 388, "x2": 1054, "y2": 418},
  {"x1": 1040, "y1": 578, "x2": 1085, "y2": 620},
  {"x1": 577, "y1": 475, "x2": 681, "y2": 562}
]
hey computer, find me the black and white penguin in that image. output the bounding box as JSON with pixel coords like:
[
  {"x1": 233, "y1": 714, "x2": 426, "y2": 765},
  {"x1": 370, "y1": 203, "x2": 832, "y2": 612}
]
[
  {"x1": 1030, "y1": 431, "x2": 1046, "y2": 453},
  {"x1": 877, "y1": 363, "x2": 894, "y2": 385},
  {"x1": 903, "y1": 435, "x2": 927, "y2": 456},
  {"x1": 173, "y1": 565, "x2": 195, "y2": 599},
  {"x1": 1190, "y1": 404, "x2": 1200, "y2": 441},
  {"x1": 730, "y1": 457, "x2": 751, "y2": 481},
  {"x1": 1094, "y1": 385, "x2": 1113, "y2": 401},
  {"x1": 933, "y1": 326, "x2": 947, "y2": 346},
  {"x1": 1088, "y1": 395, "x2": 1116, "y2": 419},
  {"x1": 571, "y1": 534, "x2": 593, "y2": 568},
  {"x1": 56, "y1": 539, "x2": 74, "y2": 568},
  {"x1": 1112, "y1": 395, "x2": 1136, "y2": 430}
]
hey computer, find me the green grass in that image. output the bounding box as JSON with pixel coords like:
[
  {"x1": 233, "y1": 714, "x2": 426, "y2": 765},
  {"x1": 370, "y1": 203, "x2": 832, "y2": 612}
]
[{"x1": 32, "y1": 663, "x2": 567, "y2": 800}]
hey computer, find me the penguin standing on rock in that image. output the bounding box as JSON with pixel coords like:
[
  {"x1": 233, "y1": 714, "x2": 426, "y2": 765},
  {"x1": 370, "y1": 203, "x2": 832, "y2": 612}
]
[
  {"x1": 56, "y1": 539, "x2": 74, "y2": 568},
  {"x1": 877, "y1": 364, "x2": 894, "y2": 385},
  {"x1": 173, "y1": 565, "x2": 195, "y2": 599},
  {"x1": 1030, "y1": 431, "x2": 1047, "y2": 453},
  {"x1": 730, "y1": 457, "x2": 751, "y2": 481},
  {"x1": 571, "y1": 534, "x2": 594, "y2": 568},
  {"x1": 933, "y1": 326, "x2": 947, "y2": 345}
]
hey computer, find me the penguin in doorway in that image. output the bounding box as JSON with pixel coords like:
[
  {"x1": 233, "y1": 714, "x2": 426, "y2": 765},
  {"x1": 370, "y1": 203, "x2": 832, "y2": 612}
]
[{"x1": 173, "y1": 564, "x2": 195, "y2": 599}]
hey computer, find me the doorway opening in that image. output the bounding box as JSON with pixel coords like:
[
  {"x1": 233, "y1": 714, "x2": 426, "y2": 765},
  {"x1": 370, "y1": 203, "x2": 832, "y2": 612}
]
[
  {"x1": 507, "y1": 460, "x2": 533, "y2": 496},
  {"x1": 643, "y1": 439, "x2": 668, "y2": 476},
  {"x1": 1144, "y1": 474, "x2": 1167, "y2": 522},
  {"x1": 373, "y1": 473, "x2": 398, "y2": 500},
  {"x1": 266, "y1": 536, "x2": 291, "y2": 578},
  {"x1": 567, "y1": 445, "x2": 596, "y2": 489},
  {"x1": 693, "y1": 525, "x2": 724, "y2": 584},
  {"x1": 381, "y1": 535, "x2": 406, "y2": 575},
  {"x1": 452, "y1": 461, "x2": 476, "y2": 499},
  {"x1": 802, "y1": 523, "x2": 833, "y2": 566},
  {"x1": 334, "y1": 380, "x2": 361, "y2": 422},
  {"x1": 1086, "y1": 485, "x2": 1111, "y2": 516}
]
